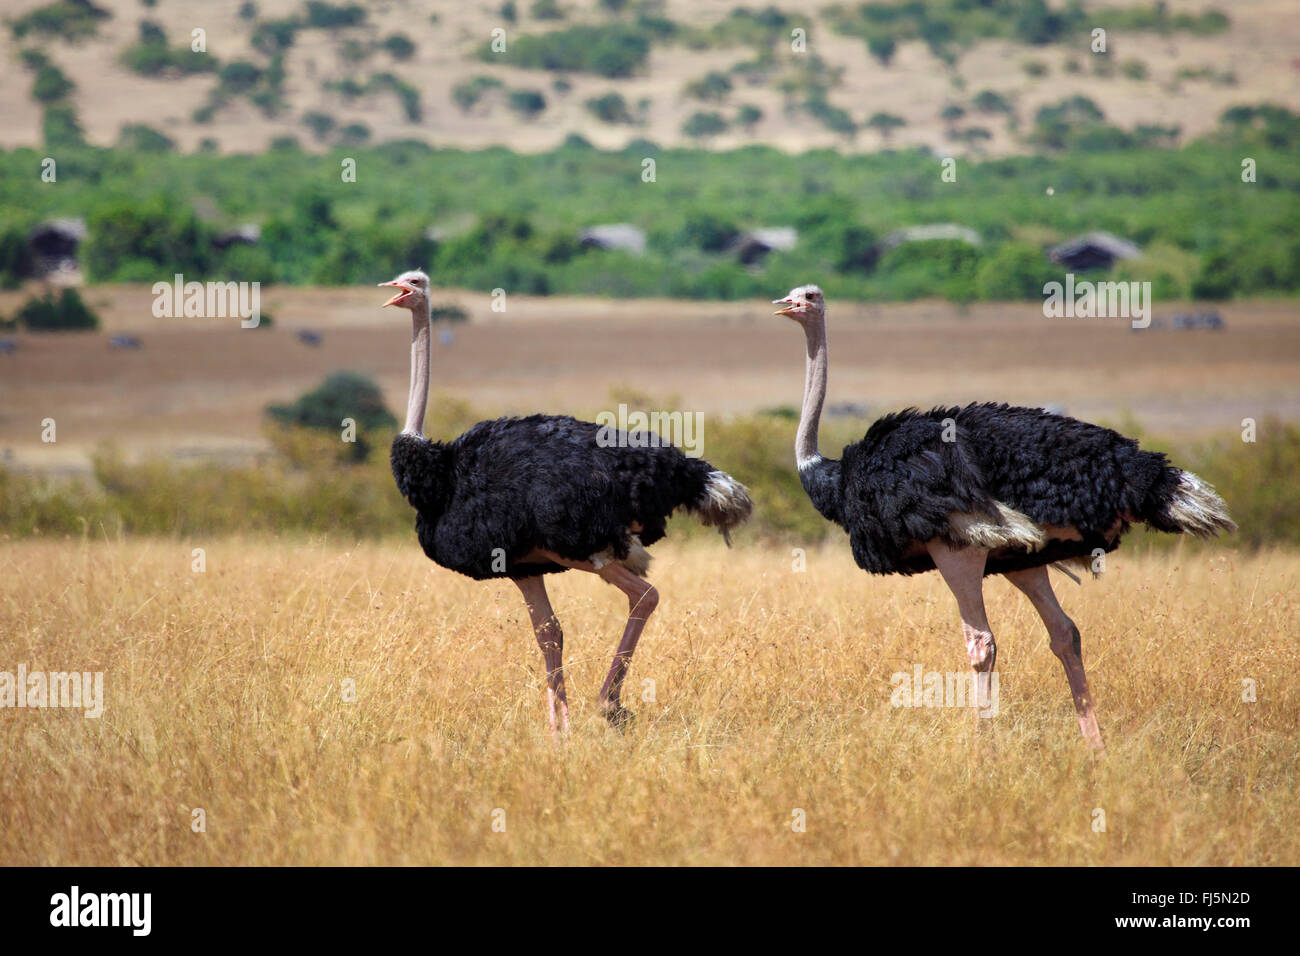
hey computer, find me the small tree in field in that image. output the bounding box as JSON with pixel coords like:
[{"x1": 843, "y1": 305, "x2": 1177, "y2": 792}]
[
  {"x1": 866, "y1": 112, "x2": 905, "y2": 141},
  {"x1": 16, "y1": 289, "x2": 101, "y2": 331},
  {"x1": 266, "y1": 371, "x2": 398, "y2": 461}
]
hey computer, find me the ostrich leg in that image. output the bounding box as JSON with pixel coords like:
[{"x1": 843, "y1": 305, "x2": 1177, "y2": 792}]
[
  {"x1": 515, "y1": 576, "x2": 569, "y2": 734},
  {"x1": 531, "y1": 550, "x2": 660, "y2": 730},
  {"x1": 1005, "y1": 565, "x2": 1104, "y2": 750},
  {"x1": 927, "y1": 541, "x2": 997, "y2": 720},
  {"x1": 592, "y1": 561, "x2": 659, "y2": 729}
]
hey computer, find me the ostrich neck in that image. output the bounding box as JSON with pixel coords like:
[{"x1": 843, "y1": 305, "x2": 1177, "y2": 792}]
[
  {"x1": 403, "y1": 307, "x2": 431, "y2": 436},
  {"x1": 797, "y1": 317, "x2": 828, "y2": 469}
]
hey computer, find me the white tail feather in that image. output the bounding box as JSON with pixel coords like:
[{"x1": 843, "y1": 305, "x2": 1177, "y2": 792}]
[
  {"x1": 689, "y1": 471, "x2": 754, "y2": 546},
  {"x1": 1165, "y1": 471, "x2": 1236, "y2": 537}
]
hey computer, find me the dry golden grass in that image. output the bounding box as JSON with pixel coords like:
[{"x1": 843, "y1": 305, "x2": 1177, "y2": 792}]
[{"x1": 1, "y1": 536, "x2": 1296, "y2": 866}]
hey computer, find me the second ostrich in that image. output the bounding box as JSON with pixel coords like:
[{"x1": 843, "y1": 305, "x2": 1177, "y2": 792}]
[
  {"x1": 774, "y1": 283, "x2": 1235, "y2": 748},
  {"x1": 381, "y1": 270, "x2": 752, "y2": 733}
]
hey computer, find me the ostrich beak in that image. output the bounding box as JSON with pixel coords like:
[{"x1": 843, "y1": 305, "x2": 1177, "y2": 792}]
[
  {"x1": 772, "y1": 296, "x2": 799, "y2": 317},
  {"x1": 379, "y1": 279, "x2": 415, "y2": 308}
]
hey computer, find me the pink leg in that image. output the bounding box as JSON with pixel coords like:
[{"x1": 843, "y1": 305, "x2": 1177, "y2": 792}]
[
  {"x1": 927, "y1": 540, "x2": 997, "y2": 717},
  {"x1": 1005, "y1": 565, "x2": 1104, "y2": 750},
  {"x1": 515, "y1": 576, "x2": 569, "y2": 735},
  {"x1": 592, "y1": 561, "x2": 659, "y2": 729},
  {"x1": 532, "y1": 549, "x2": 659, "y2": 730}
]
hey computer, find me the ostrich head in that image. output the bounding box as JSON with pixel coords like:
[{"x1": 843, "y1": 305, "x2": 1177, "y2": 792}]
[
  {"x1": 772, "y1": 284, "x2": 825, "y2": 325},
  {"x1": 379, "y1": 269, "x2": 430, "y2": 315}
]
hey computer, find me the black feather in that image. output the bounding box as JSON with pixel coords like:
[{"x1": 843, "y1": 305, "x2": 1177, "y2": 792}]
[
  {"x1": 392, "y1": 415, "x2": 721, "y2": 580},
  {"x1": 807, "y1": 402, "x2": 1196, "y2": 576}
]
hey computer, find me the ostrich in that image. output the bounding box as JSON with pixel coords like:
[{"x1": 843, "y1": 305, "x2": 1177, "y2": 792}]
[
  {"x1": 773, "y1": 284, "x2": 1235, "y2": 748},
  {"x1": 380, "y1": 270, "x2": 752, "y2": 733}
]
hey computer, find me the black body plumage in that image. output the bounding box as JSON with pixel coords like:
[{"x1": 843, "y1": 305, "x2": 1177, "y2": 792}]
[
  {"x1": 802, "y1": 402, "x2": 1190, "y2": 576},
  {"x1": 391, "y1": 415, "x2": 722, "y2": 580}
]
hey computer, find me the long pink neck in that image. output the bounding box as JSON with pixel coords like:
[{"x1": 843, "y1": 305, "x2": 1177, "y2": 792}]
[
  {"x1": 796, "y1": 316, "x2": 828, "y2": 469},
  {"x1": 403, "y1": 306, "x2": 431, "y2": 436}
]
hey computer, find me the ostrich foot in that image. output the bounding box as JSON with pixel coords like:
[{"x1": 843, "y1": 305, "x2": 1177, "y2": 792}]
[
  {"x1": 600, "y1": 701, "x2": 635, "y2": 732},
  {"x1": 547, "y1": 689, "x2": 570, "y2": 737}
]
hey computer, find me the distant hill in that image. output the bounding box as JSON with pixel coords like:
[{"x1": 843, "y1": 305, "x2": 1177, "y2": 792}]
[{"x1": 2, "y1": 0, "x2": 1298, "y2": 156}]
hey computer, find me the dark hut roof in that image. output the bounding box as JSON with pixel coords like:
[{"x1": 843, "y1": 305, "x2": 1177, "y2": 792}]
[{"x1": 1048, "y1": 231, "x2": 1141, "y2": 269}]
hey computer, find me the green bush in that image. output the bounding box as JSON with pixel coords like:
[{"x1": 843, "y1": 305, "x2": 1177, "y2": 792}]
[
  {"x1": 1121, "y1": 59, "x2": 1149, "y2": 81},
  {"x1": 338, "y1": 122, "x2": 370, "y2": 145},
  {"x1": 304, "y1": 2, "x2": 365, "y2": 29},
  {"x1": 1031, "y1": 95, "x2": 1116, "y2": 150},
  {"x1": 452, "y1": 76, "x2": 502, "y2": 112},
  {"x1": 826, "y1": 1, "x2": 1228, "y2": 60},
  {"x1": 32, "y1": 64, "x2": 73, "y2": 103},
  {"x1": 530, "y1": 0, "x2": 563, "y2": 19},
  {"x1": 218, "y1": 60, "x2": 263, "y2": 93},
  {"x1": 0, "y1": 226, "x2": 36, "y2": 288},
  {"x1": 867, "y1": 35, "x2": 896, "y2": 65},
  {"x1": 368, "y1": 72, "x2": 422, "y2": 121},
  {"x1": 1218, "y1": 104, "x2": 1300, "y2": 150},
  {"x1": 302, "y1": 110, "x2": 336, "y2": 141},
  {"x1": 877, "y1": 239, "x2": 981, "y2": 301},
  {"x1": 485, "y1": 24, "x2": 653, "y2": 77},
  {"x1": 266, "y1": 371, "x2": 398, "y2": 460},
  {"x1": 585, "y1": 92, "x2": 634, "y2": 124},
  {"x1": 251, "y1": 18, "x2": 299, "y2": 54},
  {"x1": 42, "y1": 104, "x2": 85, "y2": 148},
  {"x1": 865, "y1": 112, "x2": 905, "y2": 138},
  {"x1": 975, "y1": 242, "x2": 1058, "y2": 300},
  {"x1": 9, "y1": 1, "x2": 109, "y2": 41},
  {"x1": 15, "y1": 288, "x2": 100, "y2": 331},
  {"x1": 807, "y1": 95, "x2": 857, "y2": 137},
  {"x1": 83, "y1": 197, "x2": 211, "y2": 280},
  {"x1": 682, "y1": 111, "x2": 728, "y2": 138},
  {"x1": 120, "y1": 20, "x2": 216, "y2": 77},
  {"x1": 19, "y1": 49, "x2": 49, "y2": 70},
  {"x1": 679, "y1": 213, "x2": 738, "y2": 252},
  {"x1": 116, "y1": 124, "x2": 176, "y2": 151},
  {"x1": 506, "y1": 88, "x2": 546, "y2": 118},
  {"x1": 684, "y1": 71, "x2": 732, "y2": 102},
  {"x1": 973, "y1": 89, "x2": 1012, "y2": 115},
  {"x1": 380, "y1": 32, "x2": 415, "y2": 60},
  {"x1": 1191, "y1": 236, "x2": 1300, "y2": 300},
  {"x1": 820, "y1": 222, "x2": 879, "y2": 274}
]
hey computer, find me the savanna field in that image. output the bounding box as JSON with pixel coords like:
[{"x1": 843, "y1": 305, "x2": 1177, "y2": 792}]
[
  {"x1": 3, "y1": 536, "x2": 1296, "y2": 866},
  {"x1": 4, "y1": 0, "x2": 1300, "y2": 876}
]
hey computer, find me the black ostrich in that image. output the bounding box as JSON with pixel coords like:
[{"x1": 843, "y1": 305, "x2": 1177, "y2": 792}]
[
  {"x1": 773, "y1": 284, "x2": 1235, "y2": 748},
  {"x1": 380, "y1": 270, "x2": 752, "y2": 733}
]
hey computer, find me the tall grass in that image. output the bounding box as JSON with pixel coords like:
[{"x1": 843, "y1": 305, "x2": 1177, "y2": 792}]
[
  {"x1": 2, "y1": 404, "x2": 1295, "y2": 549},
  {"x1": 1, "y1": 538, "x2": 1294, "y2": 865}
]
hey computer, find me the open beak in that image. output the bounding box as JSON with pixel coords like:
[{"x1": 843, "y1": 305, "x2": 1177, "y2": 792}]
[
  {"x1": 772, "y1": 296, "x2": 800, "y2": 317},
  {"x1": 378, "y1": 279, "x2": 415, "y2": 308}
]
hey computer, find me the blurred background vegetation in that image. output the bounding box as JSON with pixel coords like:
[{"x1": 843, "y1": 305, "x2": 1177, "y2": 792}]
[
  {"x1": 2, "y1": 103, "x2": 1297, "y2": 304},
  {"x1": 2, "y1": 377, "x2": 1295, "y2": 550},
  {"x1": 2, "y1": 0, "x2": 1297, "y2": 551}
]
